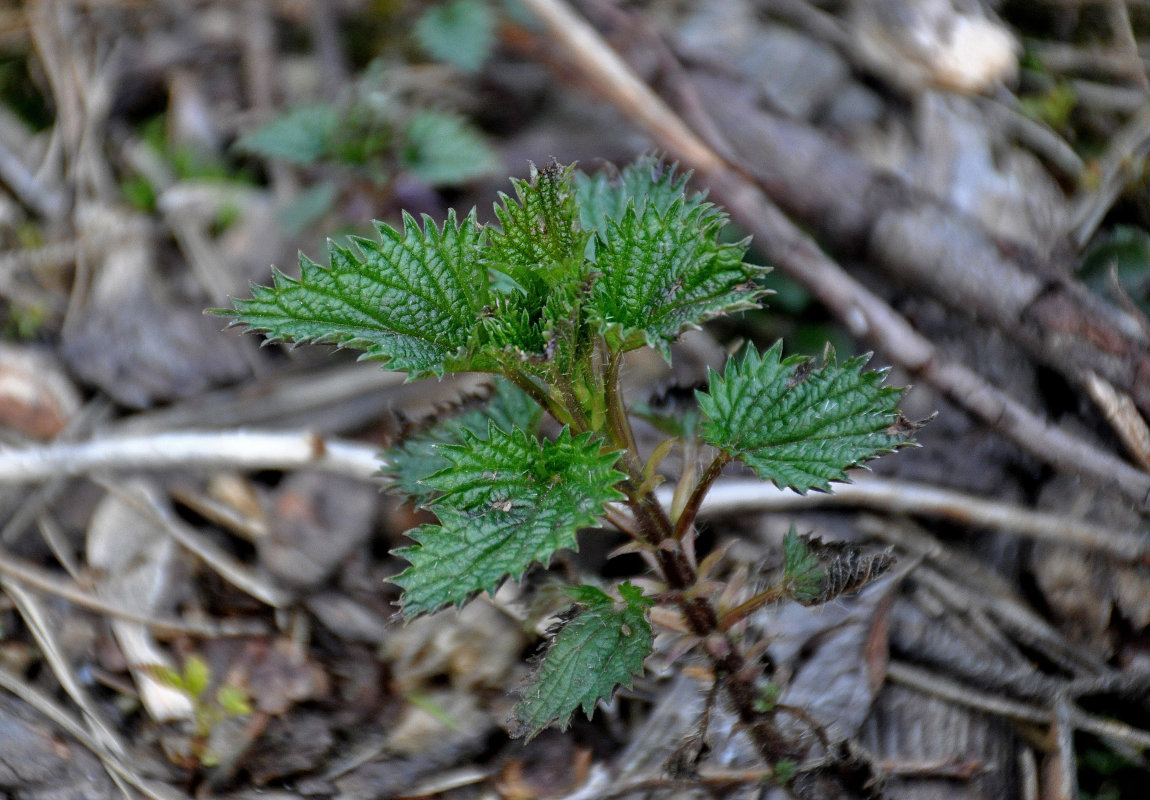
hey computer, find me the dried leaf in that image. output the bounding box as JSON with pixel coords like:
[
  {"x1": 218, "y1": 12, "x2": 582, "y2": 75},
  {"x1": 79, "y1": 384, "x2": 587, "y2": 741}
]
[{"x1": 786, "y1": 533, "x2": 896, "y2": 607}]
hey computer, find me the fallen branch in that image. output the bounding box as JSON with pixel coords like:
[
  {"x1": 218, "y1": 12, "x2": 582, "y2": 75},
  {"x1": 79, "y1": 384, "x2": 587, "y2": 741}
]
[
  {"x1": 0, "y1": 430, "x2": 382, "y2": 484},
  {"x1": 888, "y1": 660, "x2": 1150, "y2": 751},
  {"x1": 667, "y1": 476, "x2": 1150, "y2": 564},
  {"x1": 6, "y1": 428, "x2": 1141, "y2": 565}
]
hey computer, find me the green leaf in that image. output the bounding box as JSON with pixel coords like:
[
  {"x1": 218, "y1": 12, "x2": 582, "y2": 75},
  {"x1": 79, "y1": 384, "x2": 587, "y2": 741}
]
[
  {"x1": 589, "y1": 197, "x2": 766, "y2": 357},
  {"x1": 415, "y1": 0, "x2": 497, "y2": 73},
  {"x1": 511, "y1": 581, "x2": 653, "y2": 739},
  {"x1": 385, "y1": 377, "x2": 543, "y2": 505},
  {"x1": 223, "y1": 209, "x2": 488, "y2": 378},
  {"x1": 482, "y1": 162, "x2": 591, "y2": 363},
  {"x1": 782, "y1": 528, "x2": 822, "y2": 604},
  {"x1": 402, "y1": 110, "x2": 499, "y2": 186},
  {"x1": 698, "y1": 341, "x2": 910, "y2": 493},
  {"x1": 392, "y1": 425, "x2": 625, "y2": 617},
  {"x1": 236, "y1": 105, "x2": 340, "y2": 165},
  {"x1": 216, "y1": 685, "x2": 253, "y2": 716},
  {"x1": 488, "y1": 161, "x2": 586, "y2": 284},
  {"x1": 575, "y1": 155, "x2": 703, "y2": 235},
  {"x1": 182, "y1": 655, "x2": 211, "y2": 699}
]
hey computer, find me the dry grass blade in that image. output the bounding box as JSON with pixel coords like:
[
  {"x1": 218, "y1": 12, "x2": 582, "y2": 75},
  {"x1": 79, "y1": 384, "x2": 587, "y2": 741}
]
[
  {"x1": 3, "y1": 580, "x2": 126, "y2": 756},
  {"x1": 0, "y1": 543, "x2": 264, "y2": 636},
  {"x1": 0, "y1": 667, "x2": 184, "y2": 800},
  {"x1": 93, "y1": 477, "x2": 294, "y2": 609}
]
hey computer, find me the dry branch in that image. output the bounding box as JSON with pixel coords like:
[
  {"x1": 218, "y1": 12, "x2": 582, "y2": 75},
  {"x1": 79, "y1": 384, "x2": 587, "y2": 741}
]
[
  {"x1": 673, "y1": 476, "x2": 1150, "y2": 564},
  {"x1": 517, "y1": 0, "x2": 1150, "y2": 511},
  {"x1": 0, "y1": 430, "x2": 382, "y2": 484}
]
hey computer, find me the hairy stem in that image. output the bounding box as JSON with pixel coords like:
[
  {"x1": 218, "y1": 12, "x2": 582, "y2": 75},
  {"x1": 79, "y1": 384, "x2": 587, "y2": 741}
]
[
  {"x1": 595, "y1": 350, "x2": 802, "y2": 765},
  {"x1": 602, "y1": 350, "x2": 678, "y2": 551},
  {"x1": 556, "y1": 369, "x2": 592, "y2": 433},
  {"x1": 507, "y1": 371, "x2": 572, "y2": 427},
  {"x1": 673, "y1": 451, "x2": 732, "y2": 541},
  {"x1": 718, "y1": 584, "x2": 788, "y2": 632},
  {"x1": 604, "y1": 350, "x2": 645, "y2": 480}
]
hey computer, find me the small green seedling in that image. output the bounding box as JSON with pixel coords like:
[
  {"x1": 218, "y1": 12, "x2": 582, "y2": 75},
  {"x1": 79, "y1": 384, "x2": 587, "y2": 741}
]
[
  {"x1": 145, "y1": 655, "x2": 252, "y2": 768},
  {"x1": 220, "y1": 156, "x2": 915, "y2": 778}
]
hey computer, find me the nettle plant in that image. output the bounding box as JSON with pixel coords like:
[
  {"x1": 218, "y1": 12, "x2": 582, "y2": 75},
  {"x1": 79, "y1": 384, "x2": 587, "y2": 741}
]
[{"x1": 222, "y1": 157, "x2": 915, "y2": 775}]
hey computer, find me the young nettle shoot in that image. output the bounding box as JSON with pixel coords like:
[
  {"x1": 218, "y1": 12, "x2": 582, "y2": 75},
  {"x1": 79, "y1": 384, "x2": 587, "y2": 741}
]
[{"x1": 221, "y1": 156, "x2": 916, "y2": 775}]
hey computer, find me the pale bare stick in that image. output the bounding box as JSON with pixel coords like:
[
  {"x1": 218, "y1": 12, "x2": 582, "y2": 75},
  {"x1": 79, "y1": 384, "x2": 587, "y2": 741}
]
[
  {"x1": 665, "y1": 476, "x2": 1150, "y2": 563},
  {"x1": 0, "y1": 430, "x2": 383, "y2": 485},
  {"x1": 888, "y1": 660, "x2": 1150, "y2": 751}
]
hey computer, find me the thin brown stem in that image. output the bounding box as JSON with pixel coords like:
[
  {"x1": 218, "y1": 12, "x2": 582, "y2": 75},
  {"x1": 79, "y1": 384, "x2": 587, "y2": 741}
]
[
  {"x1": 718, "y1": 584, "x2": 788, "y2": 632},
  {"x1": 590, "y1": 339, "x2": 801, "y2": 763},
  {"x1": 672, "y1": 451, "x2": 732, "y2": 540},
  {"x1": 526, "y1": 303, "x2": 796, "y2": 765}
]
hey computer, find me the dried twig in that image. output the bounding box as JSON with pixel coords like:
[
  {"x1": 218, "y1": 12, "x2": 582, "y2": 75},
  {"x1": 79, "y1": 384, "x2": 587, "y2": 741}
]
[
  {"x1": 888, "y1": 660, "x2": 1150, "y2": 751},
  {"x1": 1031, "y1": 41, "x2": 1150, "y2": 83},
  {"x1": 1, "y1": 399, "x2": 112, "y2": 547},
  {"x1": 860, "y1": 517, "x2": 1110, "y2": 676},
  {"x1": 1070, "y1": 78, "x2": 1147, "y2": 113},
  {"x1": 671, "y1": 476, "x2": 1150, "y2": 563},
  {"x1": 1070, "y1": 102, "x2": 1150, "y2": 247},
  {"x1": 978, "y1": 95, "x2": 1085, "y2": 180},
  {"x1": 0, "y1": 430, "x2": 382, "y2": 484},
  {"x1": 0, "y1": 543, "x2": 265, "y2": 637},
  {"x1": 0, "y1": 138, "x2": 66, "y2": 219},
  {"x1": 1106, "y1": 0, "x2": 1150, "y2": 92}
]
